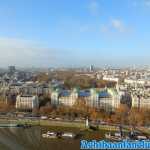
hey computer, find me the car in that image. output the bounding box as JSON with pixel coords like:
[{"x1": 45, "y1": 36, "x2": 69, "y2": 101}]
[
  {"x1": 100, "y1": 121, "x2": 107, "y2": 125},
  {"x1": 41, "y1": 116, "x2": 48, "y2": 120},
  {"x1": 55, "y1": 117, "x2": 62, "y2": 121},
  {"x1": 137, "y1": 135, "x2": 147, "y2": 140},
  {"x1": 49, "y1": 117, "x2": 53, "y2": 120},
  {"x1": 62, "y1": 132, "x2": 75, "y2": 138}
]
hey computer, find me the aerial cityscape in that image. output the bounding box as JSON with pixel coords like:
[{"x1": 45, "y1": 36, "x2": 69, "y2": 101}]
[
  {"x1": 0, "y1": 0, "x2": 150, "y2": 150},
  {"x1": 0, "y1": 65, "x2": 149, "y2": 149}
]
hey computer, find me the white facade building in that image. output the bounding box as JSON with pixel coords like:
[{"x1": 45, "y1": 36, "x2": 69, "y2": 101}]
[
  {"x1": 132, "y1": 94, "x2": 150, "y2": 109},
  {"x1": 124, "y1": 79, "x2": 145, "y2": 85},
  {"x1": 103, "y1": 76, "x2": 119, "y2": 83},
  {"x1": 16, "y1": 95, "x2": 39, "y2": 110},
  {"x1": 51, "y1": 89, "x2": 60, "y2": 106},
  {"x1": 51, "y1": 88, "x2": 120, "y2": 112},
  {"x1": 59, "y1": 89, "x2": 78, "y2": 106}
]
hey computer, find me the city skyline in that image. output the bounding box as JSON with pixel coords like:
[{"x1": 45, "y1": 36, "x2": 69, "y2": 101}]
[{"x1": 0, "y1": 0, "x2": 150, "y2": 67}]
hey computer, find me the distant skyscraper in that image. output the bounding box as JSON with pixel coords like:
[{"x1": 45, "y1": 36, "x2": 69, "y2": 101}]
[
  {"x1": 8, "y1": 66, "x2": 16, "y2": 74},
  {"x1": 90, "y1": 65, "x2": 94, "y2": 72}
]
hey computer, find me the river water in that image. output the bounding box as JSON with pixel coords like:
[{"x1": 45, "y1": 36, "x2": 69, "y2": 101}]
[{"x1": 0, "y1": 127, "x2": 80, "y2": 150}]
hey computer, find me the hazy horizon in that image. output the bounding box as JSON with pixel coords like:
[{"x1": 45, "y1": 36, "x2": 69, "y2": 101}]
[{"x1": 0, "y1": 0, "x2": 150, "y2": 67}]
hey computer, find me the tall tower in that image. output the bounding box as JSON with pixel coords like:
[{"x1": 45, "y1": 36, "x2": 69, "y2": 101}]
[
  {"x1": 90, "y1": 65, "x2": 94, "y2": 72},
  {"x1": 8, "y1": 66, "x2": 16, "y2": 74}
]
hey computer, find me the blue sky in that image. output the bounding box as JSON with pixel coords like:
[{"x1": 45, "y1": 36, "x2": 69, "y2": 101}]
[{"x1": 0, "y1": 0, "x2": 150, "y2": 68}]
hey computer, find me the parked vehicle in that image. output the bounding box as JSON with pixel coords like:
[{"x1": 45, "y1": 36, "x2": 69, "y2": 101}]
[
  {"x1": 105, "y1": 132, "x2": 122, "y2": 141},
  {"x1": 61, "y1": 132, "x2": 75, "y2": 138},
  {"x1": 42, "y1": 131, "x2": 76, "y2": 139},
  {"x1": 41, "y1": 116, "x2": 48, "y2": 120},
  {"x1": 42, "y1": 131, "x2": 57, "y2": 138},
  {"x1": 55, "y1": 117, "x2": 62, "y2": 121},
  {"x1": 136, "y1": 135, "x2": 147, "y2": 140}
]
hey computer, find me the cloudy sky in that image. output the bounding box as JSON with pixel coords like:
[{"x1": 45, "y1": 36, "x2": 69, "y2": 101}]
[{"x1": 0, "y1": 0, "x2": 150, "y2": 68}]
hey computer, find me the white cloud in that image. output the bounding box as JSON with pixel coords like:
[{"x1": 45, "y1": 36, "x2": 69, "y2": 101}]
[
  {"x1": 0, "y1": 37, "x2": 71, "y2": 67},
  {"x1": 111, "y1": 19, "x2": 126, "y2": 32},
  {"x1": 0, "y1": 37, "x2": 95, "y2": 68},
  {"x1": 100, "y1": 19, "x2": 128, "y2": 33},
  {"x1": 88, "y1": 1, "x2": 99, "y2": 15}
]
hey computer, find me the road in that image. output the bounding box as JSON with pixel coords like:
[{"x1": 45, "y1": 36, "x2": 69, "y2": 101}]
[{"x1": 0, "y1": 113, "x2": 149, "y2": 135}]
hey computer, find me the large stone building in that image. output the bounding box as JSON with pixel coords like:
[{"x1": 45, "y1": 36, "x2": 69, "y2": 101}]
[
  {"x1": 51, "y1": 88, "x2": 120, "y2": 112},
  {"x1": 16, "y1": 95, "x2": 39, "y2": 111},
  {"x1": 132, "y1": 94, "x2": 150, "y2": 109},
  {"x1": 99, "y1": 88, "x2": 120, "y2": 112}
]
